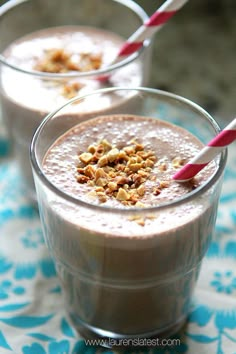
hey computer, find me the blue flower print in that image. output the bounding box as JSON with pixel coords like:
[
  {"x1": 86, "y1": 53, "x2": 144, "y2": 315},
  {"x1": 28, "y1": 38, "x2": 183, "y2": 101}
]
[
  {"x1": 0, "y1": 163, "x2": 25, "y2": 205},
  {"x1": 0, "y1": 280, "x2": 11, "y2": 300},
  {"x1": 0, "y1": 279, "x2": 25, "y2": 299},
  {"x1": 215, "y1": 310, "x2": 236, "y2": 331},
  {"x1": 22, "y1": 343, "x2": 46, "y2": 354},
  {"x1": 210, "y1": 270, "x2": 236, "y2": 294},
  {"x1": 0, "y1": 255, "x2": 12, "y2": 274},
  {"x1": 22, "y1": 340, "x2": 70, "y2": 354},
  {"x1": 188, "y1": 305, "x2": 236, "y2": 353},
  {"x1": 0, "y1": 215, "x2": 56, "y2": 280},
  {"x1": 21, "y1": 228, "x2": 44, "y2": 249},
  {"x1": 188, "y1": 305, "x2": 213, "y2": 327}
]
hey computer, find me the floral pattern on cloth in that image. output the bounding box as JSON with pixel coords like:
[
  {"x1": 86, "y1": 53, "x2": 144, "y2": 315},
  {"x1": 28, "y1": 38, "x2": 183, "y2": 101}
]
[{"x1": 0, "y1": 122, "x2": 236, "y2": 354}]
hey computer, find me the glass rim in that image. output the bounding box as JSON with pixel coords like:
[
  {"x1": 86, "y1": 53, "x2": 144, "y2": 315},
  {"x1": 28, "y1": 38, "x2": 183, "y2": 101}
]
[
  {"x1": 30, "y1": 87, "x2": 227, "y2": 214},
  {"x1": 0, "y1": 0, "x2": 151, "y2": 78}
]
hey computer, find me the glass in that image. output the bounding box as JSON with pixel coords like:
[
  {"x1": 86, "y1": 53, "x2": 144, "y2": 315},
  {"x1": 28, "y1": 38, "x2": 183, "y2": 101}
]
[
  {"x1": 30, "y1": 87, "x2": 227, "y2": 342},
  {"x1": 0, "y1": 0, "x2": 152, "y2": 202}
]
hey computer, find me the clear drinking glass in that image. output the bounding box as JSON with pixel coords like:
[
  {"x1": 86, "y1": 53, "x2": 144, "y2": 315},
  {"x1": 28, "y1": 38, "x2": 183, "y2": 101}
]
[
  {"x1": 30, "y1": 87, "x2": 227, "y2": 342},
  {"x1": 0, "y1": 0, "x2": 152, "y2": 202}
]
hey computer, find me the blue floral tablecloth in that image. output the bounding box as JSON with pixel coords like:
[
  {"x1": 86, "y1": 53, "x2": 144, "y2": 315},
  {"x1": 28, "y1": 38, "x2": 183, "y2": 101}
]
[{"x1": 0, "y1": 120, "x2": 236, "y2": 354}]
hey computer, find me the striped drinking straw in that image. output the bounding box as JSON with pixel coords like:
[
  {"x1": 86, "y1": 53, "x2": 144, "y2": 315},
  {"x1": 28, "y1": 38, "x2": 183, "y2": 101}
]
[
  {"x1": 98, "y1": 0, "x2": 189, "y2": 81},
  {"x1": 173, "y1": 118, "x2": 236, "y2": 182},
  {"x1": 116, "y1": 0, "x2": 189, "y2": 61}
]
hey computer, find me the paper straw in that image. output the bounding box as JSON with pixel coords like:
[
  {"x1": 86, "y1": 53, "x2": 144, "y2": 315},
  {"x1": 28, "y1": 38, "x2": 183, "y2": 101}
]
[
  {"x1": 173, "y1": 118, "x2": 236, "y2": 182},
  {"x1": 98, "y1": 0, "x2": 188, "y2": 81},
  {"x1": 116, "y1": 0, "x2": 189, "y2": 61}
]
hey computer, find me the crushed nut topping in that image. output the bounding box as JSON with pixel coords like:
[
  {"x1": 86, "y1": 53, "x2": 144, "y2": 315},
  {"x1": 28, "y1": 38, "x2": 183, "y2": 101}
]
[
  {"x1": 128, "y1": 213, "x2": 155, "y2": 226},
  {"x1": 172, "y1": 156, "x2": 185, "y2": 168},
  {"x1": 76, "y1": 139, "x2": 163, "y2": 206},
  {"x1": 159, "y1": 180, "x2": 170, "y2": 188},
  {"x1": 76, "y1": 138, "x2": 175, "y2": 211},
  {"x1": 34, "y1": 48, "x2": 103, "y2": 73},
  {"x1": 34, "y1": 48, "x2": 103, "y2": 98},
  {"x1": 158, "y1": 162, "x2": 167, "y2": 171},
  {"x1": 61, "y1": 82, "x2": 84, "y2": 99}
]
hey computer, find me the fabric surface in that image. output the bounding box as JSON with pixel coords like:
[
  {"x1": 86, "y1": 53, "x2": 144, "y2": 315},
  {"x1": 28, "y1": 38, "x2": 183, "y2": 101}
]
[{"x1": 0, "y1": 123, "x2": 236, "y2": 354}]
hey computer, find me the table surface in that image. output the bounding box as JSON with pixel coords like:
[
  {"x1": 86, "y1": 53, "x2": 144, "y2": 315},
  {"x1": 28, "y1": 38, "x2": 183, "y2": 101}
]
[{"x1": 0, "y1": 120, "x2": 236, "y2": 354}]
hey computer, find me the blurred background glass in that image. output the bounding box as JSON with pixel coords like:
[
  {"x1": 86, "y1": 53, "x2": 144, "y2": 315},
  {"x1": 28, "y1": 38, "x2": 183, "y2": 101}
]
[{"x1": 0, "y1": 0, "x2": 235, "y2": 123}]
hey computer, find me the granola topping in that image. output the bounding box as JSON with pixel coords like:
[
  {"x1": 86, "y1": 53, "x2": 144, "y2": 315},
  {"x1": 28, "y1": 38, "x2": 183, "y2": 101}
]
[{"x1": 76, "y1": 138, "x2": 174, "y2": 206}]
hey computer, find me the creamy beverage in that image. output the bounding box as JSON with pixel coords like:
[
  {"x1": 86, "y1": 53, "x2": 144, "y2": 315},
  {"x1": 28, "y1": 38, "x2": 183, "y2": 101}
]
[
  {"x1": 39, "y1": 113, "x2": 219, "y2": 339},
  {"x1": 0, "y1": 26, "x2": 144, "y2": 199}
]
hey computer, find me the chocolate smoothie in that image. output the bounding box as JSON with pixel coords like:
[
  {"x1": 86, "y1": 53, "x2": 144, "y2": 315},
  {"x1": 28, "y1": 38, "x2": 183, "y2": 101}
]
[
  {"x1": 0, "y1": 26, "x2": 144, "y2": 199},
  {"x1": 40, "y1": 114, "x2": 219, "y2": 339}
]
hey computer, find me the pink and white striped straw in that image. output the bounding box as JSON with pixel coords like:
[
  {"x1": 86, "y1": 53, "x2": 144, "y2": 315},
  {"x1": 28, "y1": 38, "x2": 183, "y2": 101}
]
[
  {"x1": 98, "y1": 0, "x2": 189, "y2": 81},
  {"x1": 173, "y1": 118, "x2": 236, "y2": 182},
  {"x1": 115, "y1": 0, "x2": 189, "y2": 62}
]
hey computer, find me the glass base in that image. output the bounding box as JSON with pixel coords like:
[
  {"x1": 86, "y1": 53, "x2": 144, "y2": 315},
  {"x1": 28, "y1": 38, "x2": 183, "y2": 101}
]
[{"x1": 70, "y1": 313, "x2": 187, "y2": 348}]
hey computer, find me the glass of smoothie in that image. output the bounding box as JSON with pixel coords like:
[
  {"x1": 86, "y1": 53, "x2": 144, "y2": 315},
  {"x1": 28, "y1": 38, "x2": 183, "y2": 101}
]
[
  {"x1": 30, "y1": 87, "x2": 227, "y2": 342},
  {"x1": 0, "y1": 0, "x2": 152, "y2": 202}
]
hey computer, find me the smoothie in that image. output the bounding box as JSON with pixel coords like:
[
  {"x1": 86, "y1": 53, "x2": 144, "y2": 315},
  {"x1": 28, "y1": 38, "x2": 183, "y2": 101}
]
[
  {"x1": 40, "y1": 114, "x2": 219, "y2": 339},
  {"x1": 0, "y1": 26, "x2": 143, "y2": 199}
]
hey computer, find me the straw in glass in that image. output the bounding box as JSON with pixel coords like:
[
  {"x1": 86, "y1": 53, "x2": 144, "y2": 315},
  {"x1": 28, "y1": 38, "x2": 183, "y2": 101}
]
[
  {"x1": 116, "y1": 0, "x2": 189, "y2": 61},
  {"x1": 173, "y1": 118, "x2": 236, "y2": 182},
  {"x1": 98, "y1": 0, "x2": 189, "y2": 80}
]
